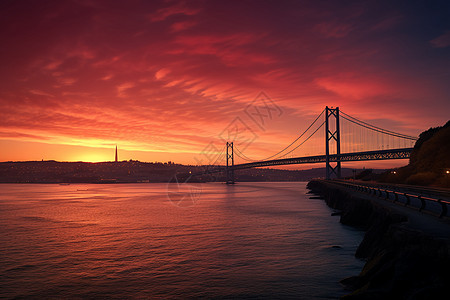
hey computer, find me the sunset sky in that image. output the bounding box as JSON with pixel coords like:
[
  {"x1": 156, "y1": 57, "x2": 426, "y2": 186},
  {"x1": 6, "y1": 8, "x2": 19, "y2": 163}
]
[{"x1": 1, "y1": 0, "x2": 449, "y2": 167}]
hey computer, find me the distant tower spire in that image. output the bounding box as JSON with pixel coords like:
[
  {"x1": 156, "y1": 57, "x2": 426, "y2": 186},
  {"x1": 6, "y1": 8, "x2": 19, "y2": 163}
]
[{"x1": 115, "y1": 145, "x2": 118, "y2": 162}]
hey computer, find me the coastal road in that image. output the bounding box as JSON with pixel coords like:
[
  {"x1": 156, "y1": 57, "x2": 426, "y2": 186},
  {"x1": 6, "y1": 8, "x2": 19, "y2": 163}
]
[{"x1": 323, "y1": 180, "x2": 450, "y2": 240}]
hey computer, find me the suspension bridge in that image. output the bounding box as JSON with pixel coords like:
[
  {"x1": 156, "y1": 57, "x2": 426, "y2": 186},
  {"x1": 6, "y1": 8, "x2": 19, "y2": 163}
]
[{"x1": 194, "y1": 107, "x2": 418, "y2": 184}]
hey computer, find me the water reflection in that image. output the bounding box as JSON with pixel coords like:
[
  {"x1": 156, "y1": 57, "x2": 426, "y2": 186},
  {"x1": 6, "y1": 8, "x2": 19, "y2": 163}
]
[{"x1": 0, "y1": 182, "x2": 363, "y2": 299}]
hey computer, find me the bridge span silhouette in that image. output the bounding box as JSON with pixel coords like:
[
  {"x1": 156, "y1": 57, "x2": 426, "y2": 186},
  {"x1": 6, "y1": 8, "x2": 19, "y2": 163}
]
[{"x1": 194, "y1": 107, "x2": 418, "y2": 183}]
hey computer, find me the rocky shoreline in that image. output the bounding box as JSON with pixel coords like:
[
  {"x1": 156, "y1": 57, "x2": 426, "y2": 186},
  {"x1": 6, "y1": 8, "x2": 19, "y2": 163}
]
[{"x1": 307, "y1": 180, "x2": 450, "y2": 299}]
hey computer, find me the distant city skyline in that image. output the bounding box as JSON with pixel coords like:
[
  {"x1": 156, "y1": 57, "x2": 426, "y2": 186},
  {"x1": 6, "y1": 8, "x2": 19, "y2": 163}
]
[{"x1": 0, "y1": 1, "x2": 449, "y2": 168}]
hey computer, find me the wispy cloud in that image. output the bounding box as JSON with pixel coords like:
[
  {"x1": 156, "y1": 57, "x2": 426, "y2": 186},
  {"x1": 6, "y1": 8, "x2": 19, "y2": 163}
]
[
  {"x1": 430, "y1": 31, "x2": 450, "y2": 48},
  {"x1": 0, "y1": 0, "x2": 449, "y2": 163}
]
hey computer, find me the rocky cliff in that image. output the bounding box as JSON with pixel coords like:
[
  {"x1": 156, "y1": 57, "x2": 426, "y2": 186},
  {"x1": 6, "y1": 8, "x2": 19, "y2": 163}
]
[{"x1": 307, "y1": 180, "x2": 450, "y2": 299}]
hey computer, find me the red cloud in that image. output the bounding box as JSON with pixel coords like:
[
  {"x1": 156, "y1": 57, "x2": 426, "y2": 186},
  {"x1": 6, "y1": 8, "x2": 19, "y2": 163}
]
[
  {"x1": 149, "y1": 2, "x2": 201, "y2": 22},
  {"x1": 0, "y1": 0, "x2": 448, "y2": 164}
]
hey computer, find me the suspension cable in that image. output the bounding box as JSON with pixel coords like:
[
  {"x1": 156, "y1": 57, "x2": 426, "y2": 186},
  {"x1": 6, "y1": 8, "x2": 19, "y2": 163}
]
[
  {"x1": 232, "y1": 109, "x2": 325, "y2": 162},
  {"x1": 205, "y1": 144, "x2": 226, "y2": 167},
  {"x1": 340, "y1": 111, "x2": 417, "y2": 140},
  {"x1": 280, "y1": 120, "x2": 325, "y2": 158},
  {"x1": 340, "y1": 115, "x2": 417, "y2": 141},
  {"x1": 341, "y1": 110, "x2": 415, "y2": 138},
  {"x1": 230, "y1": 108, "x2": 416, "y2": 165},
  {"x1": 233, "y1": 146, "x2": 256, "y2": 162},
  {"x1": 235, "y1": 118, "x2": 321, "y2": 162}
]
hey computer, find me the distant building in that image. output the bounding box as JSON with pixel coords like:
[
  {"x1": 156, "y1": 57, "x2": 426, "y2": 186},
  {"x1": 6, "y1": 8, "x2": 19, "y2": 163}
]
[{"x1": 115, "y1": 145, "x2": 118, "y2": 162}]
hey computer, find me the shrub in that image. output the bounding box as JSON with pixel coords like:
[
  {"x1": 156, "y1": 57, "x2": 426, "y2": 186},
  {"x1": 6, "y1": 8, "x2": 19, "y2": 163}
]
[{"x1": 405, "y1": 172, "x2": 437, "y2": 186}]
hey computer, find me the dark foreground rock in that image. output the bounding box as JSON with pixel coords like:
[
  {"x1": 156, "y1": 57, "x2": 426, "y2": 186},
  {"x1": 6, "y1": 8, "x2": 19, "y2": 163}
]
[{"x1": 307, "y1": 180, "x2": 450, "y2": 300}]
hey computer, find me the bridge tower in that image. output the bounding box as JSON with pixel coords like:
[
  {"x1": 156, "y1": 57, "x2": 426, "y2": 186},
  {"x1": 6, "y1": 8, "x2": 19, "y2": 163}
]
[
  {"x1": 226, "y1": 142, "x2": 235, "y2": 184},
  {"x1": 325, "y1": 106, "x2": 341, "y2": 179}
]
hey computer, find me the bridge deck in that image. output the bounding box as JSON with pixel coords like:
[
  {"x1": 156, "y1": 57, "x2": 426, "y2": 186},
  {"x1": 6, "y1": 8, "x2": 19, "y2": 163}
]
[
  {"x1": 191, "y1": 148, "x2": 413, "y2": 178},
  {"x1": 233, "y1": 148, "x2": 413, "y2": 170}
]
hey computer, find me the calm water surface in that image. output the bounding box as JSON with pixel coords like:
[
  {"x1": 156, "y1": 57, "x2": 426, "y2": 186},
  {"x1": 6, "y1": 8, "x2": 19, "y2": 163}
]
[{"x1": 0, "y1": 182, "x2": 364, "y2": 299}]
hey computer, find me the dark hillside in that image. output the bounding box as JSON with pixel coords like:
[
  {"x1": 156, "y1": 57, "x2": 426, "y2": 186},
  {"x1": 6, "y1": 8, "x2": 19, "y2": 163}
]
[{"x1": 380, "y1": 121, "x2": 450, "y2": 187}]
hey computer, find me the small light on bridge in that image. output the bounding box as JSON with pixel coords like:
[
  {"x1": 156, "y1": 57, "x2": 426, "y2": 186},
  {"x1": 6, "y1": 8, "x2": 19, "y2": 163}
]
[
  {"x1": 446, "y1": 170, "x2": 450, "y2": 174},
  {"x1": 392, "y1": 171, "x2": 397, "y2": 174}
]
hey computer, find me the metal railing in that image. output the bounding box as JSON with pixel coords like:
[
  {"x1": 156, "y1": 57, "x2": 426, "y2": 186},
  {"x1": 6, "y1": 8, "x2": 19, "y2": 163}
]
[{"x1": 332, "y1": 180, "x2": 450, "y2": 218}]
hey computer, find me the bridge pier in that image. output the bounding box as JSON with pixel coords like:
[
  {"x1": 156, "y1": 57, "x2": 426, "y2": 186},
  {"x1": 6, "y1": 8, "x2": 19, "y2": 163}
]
[
  {"x1": 325, "y1": 106, "x2": 341, "y2": 179},
  {"x1": 226, "y1": 142, "x2": 235, "y2": 184}
]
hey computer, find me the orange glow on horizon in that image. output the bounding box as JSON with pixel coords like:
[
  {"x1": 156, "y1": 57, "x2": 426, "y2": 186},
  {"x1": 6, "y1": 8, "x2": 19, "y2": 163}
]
[
  {"x1": 0, "y1": 1, "x2": 448, "y2": 165},
  {"x1": 71, "y1": 153, "x2": 113, "y2": 163}
]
